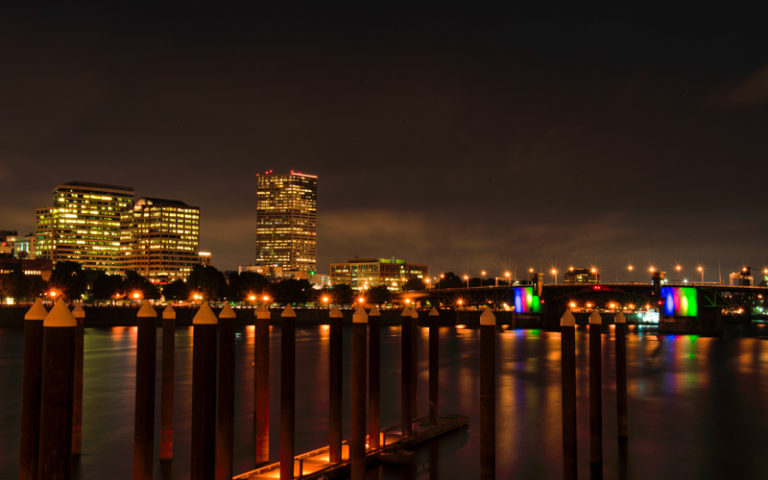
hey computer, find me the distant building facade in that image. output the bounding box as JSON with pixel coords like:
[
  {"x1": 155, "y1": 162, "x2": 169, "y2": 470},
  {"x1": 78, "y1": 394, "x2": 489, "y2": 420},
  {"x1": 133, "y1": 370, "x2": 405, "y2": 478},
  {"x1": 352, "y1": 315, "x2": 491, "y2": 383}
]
[
  {"x1": 330, "y1": 258, "x2": 428, "y2": 291},
  {"x1": 0, "y1": 258, "x2": 53, "y2": 281},
  {"x1": 255, "y1": 170, "x2": 317, "y2": 277},
  {"x1": 35, "y1": 182, "x2": 134, "y2": 274},
  {"x1": 563, "y1": 267, "x2": 600, "y2": 284},
  {"x1": 120, "y1": 198, "x2": 200, "y2": 283}
]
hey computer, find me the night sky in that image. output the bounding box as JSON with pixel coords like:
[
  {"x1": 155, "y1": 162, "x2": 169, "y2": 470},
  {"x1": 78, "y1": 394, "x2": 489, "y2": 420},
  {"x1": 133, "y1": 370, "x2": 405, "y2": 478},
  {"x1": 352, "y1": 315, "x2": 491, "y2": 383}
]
[{"x1": 2, "y1": 5, "x2": 768, "y2": 281}]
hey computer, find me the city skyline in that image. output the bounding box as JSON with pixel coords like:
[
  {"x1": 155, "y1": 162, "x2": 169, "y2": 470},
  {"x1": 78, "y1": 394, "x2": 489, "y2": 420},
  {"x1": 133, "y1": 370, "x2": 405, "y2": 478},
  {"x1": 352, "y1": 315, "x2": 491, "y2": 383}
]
[{"x1": 1, "y1": 7, "x2": 768, "y2": 277}]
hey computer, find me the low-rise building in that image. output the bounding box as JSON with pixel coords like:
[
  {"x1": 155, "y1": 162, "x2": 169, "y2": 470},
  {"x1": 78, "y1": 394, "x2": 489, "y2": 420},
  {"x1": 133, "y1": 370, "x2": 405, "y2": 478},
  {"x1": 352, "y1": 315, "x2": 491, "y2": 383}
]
[{"x1": 330, "y1": 258, "x2": 428, "y2": 291}]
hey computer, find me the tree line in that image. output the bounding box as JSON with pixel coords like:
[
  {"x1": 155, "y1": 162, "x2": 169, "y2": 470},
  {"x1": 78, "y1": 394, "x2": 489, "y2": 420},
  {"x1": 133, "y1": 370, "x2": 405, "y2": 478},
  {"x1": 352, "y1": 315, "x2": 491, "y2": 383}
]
[{"x1": 0, "y1": 262, "x2": 446, "y2": 307}]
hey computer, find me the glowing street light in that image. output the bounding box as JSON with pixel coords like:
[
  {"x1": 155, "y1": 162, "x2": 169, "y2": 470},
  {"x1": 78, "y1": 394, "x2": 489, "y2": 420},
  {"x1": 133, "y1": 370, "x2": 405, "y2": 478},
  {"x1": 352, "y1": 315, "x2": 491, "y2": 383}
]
[
  {"x1": 321, "y1": 295, "x2": 330, "y2": 305},
  {"x1": 504, "y1": 271, "x2": 511, "y2": 285},
  {"x1": 131, "y1": 291, "x2": 143, "y2": 301},
  {"x1": 627, "y1": 264, "x2": 634, "y2": 272},
  {"x1": 457, "y1": 298, "x2": 464, "y2": 307},
  {"x1": 357, "y1": 297, "x2": 366, "y2": 305},
  {"x1": 697, "y1": 265, "x2": 704, "y2": 283},
  {"x1": 463, "y1": 274, "x2": 469, "y2": 288},
  {"x1": 550, "y1": 268, "x2": 558, "y2": 284},
  {"x1": 649, "y1": 266, "x2": 656, "y2": 274},
  {"x1": 480, "y1": 270, "x2": 486, "y2": 286},
  {"x1": 675, "y1": 264, "x2": 682, "y2": 272},
  {"x1": 248, "y1": 294, "x2": 257, "y2": 302},
  {"x1": 424, "y1": 277, "x2": 431, "y2": 290},
  {"x1": 262, "y1": 295, "x2": 271, "y2": 304}
]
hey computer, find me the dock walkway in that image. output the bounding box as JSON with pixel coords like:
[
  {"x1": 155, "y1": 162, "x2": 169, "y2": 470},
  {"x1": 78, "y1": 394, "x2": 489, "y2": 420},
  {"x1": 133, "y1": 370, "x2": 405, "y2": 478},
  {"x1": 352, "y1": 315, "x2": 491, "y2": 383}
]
[{"x1": 233, "y1": 414, "x2": 468, "y2": 479}]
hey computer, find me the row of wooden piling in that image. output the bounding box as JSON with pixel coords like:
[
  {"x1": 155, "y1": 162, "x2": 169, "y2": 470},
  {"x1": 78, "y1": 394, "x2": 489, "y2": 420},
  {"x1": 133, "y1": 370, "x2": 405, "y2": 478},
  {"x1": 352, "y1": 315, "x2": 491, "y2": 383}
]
[
  {"x1": 19, "y1": 299, "x2": 628, "y2": 480},
  {"x1": 560, "y1": 309, "x2": 629, "y2": 479}
]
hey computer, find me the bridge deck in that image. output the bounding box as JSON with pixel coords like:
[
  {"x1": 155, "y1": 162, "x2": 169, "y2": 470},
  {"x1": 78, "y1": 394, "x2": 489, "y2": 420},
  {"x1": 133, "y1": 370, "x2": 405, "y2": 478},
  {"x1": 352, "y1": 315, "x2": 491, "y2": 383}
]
[{"x1": 233, "y1": 414, "x2": 468, "y2": 480}]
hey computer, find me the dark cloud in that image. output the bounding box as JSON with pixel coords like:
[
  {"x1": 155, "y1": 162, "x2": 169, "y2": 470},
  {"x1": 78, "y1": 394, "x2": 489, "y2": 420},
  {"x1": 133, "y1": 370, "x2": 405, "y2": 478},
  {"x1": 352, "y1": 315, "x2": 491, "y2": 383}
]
[{"x1": 1, "y1": 7, "x2": 767, "y2": 278}]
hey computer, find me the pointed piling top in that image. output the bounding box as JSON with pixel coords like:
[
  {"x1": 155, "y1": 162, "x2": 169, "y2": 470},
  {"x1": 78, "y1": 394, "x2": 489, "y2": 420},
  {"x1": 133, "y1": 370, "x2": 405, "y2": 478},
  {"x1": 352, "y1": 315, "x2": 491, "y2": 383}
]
[
  {"x1": 401, "y1": 306, "x2": 412, "y2": 317},
  {"x1": 72, "y1": 304, "x2": 85, "y2": 319},
  {"x1": 162, "y1": 305, "x2": 176, "y2": 320},
  {"x1": 614, "y1": 311, "x2": 626, "y2": 324},
  {"x1": 137, "y1": 302, "x2": 157, "y2": 318},
  {"x1": 24, "y1": 298, "x2": 48, "y2": 321},
  {"x1": 368, "y1": 305, "x2": 381, "y2": 317},
  {"x1": 429, "y1": 307, "x2": 440, "y2": 317},
  {"x1": 44, "y1": 298, "x2": 77, "y2": 327},
  {"x1": 219, "y1": 304, "x2": 236, "y2": 319},
  {"x1": 589, "y1": 310, "x2": 602, "y2": 325},
  {"x1": 193, "y1": 303, "x2": 218, "y2": 325},
  {"x1": 560, "y1": 309, "x2": 576, "y2": 327},
  {"x1": 281, "y1": 304, "x2": 296, "y2": 318},
  {"x1": 256, "y1": 304, "x2": 271, "y2": 319},
  {"x1": 479, "y1": 307, "x2": 496, "y2": 326},
  {"x1": 353, "y1": 305, "x2": 368, "y2": 324},
  {"x1": 328, "y1": 305, "x2": 343, "y2": 318},
  {"x1": 410, "y1": 307, "x2": 419, "y2": 319}
]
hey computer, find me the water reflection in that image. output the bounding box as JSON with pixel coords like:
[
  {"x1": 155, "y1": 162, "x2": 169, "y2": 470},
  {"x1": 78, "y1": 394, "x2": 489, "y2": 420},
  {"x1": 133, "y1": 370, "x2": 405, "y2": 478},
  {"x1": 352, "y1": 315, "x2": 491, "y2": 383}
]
[{"x1": 0, "y1": 326, "x2": 765, "y2": 479}]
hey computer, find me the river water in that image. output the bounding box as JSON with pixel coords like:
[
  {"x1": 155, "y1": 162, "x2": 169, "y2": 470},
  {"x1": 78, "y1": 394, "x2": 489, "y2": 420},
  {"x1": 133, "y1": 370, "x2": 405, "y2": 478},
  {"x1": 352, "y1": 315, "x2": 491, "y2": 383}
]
[{"x1": 0, "y1": 324, "x2": 766, "y2": 479}]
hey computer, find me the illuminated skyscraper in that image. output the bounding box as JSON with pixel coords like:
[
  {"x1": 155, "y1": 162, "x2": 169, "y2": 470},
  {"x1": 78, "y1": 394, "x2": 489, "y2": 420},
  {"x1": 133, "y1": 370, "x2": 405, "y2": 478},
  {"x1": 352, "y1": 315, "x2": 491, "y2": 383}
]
[
  {"x1": 34, "y1": 182, "x2": 134, "y2": 274},
  {"x1": 255, "y1": 170, "x2": 317, "y2": 277},
  {"x1": 120, "y1": 198, "x2": 200, "y2": 283}
]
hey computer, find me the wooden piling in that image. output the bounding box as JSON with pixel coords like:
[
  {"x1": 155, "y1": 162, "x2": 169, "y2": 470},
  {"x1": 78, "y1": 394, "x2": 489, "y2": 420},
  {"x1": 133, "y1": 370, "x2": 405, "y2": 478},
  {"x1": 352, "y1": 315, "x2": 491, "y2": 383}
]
[
  {"x1": 560, "y1": 309, "x2": 577, "y2": 480},
  {"x1": 351, "y1": 306, "x2": 368, "y2": 480},
  {"x1": 254, "y1": 304, "x2": 271, "y2": 465},
  {"x1": 589, "y1": 310, "x2": 603, "y2": 467},
  {"x1": 160, "y1": 305, "x2": 176, "y2": 461},
  {"x1": 328, "y1": 305, "x2": 344, "y2": 463},
  {"x1": 280, "y1": 305, "x2": 297, "y2": 480},
  {"x1": 428, "y1": 307, "x2": 440, "y2": 426},
  {"x1": 134, "y1": 302, "x2": 157, "y2": 480},
  {"x1": 71, "y1": 304, "x2": 85, "y2": 457},
  {"x1": 37, "y1": 299, "x2": 77, "y2": 479},
  {"x1": 368, "y1": 306, "x2": 381, "y2": 450},
  {"x1": 191, "y1": 303, "x2": 218, "y2": 480},
  {"x1": 401, "y1": 306, "x2": 413, "y2": 437},
  {"x1": 479, "y1": 307, "x2": 496, "y2": 480},
  {"x1": 410, "y1": 307, "x2": 419, "y2": 419},
  {"x1": 615, "y1": 311, "x2": 628, "y2": 440},
  {"x1": 19, "y1": 299, "x2": 47, "y2": 480},
  {"x1": 216, "y1": 305, "x2": 237, "y2": 480}
]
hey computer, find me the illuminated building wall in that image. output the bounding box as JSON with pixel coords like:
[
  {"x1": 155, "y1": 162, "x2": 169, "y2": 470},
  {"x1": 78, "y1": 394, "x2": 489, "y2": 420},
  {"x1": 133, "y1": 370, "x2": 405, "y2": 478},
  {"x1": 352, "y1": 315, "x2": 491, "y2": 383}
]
[
  {"x1": 330, "y1": 258, "x2": 429, "y2": 291},
  {"x1": 255, "y1": 170, "x2": 317, "y2": 277},
  {"x1": 120, "y1": 198, "x2": 200, "y2": 283},
  {"x1": 660, "y1": 286, "x2": 698, "y2": 317},
  {"x1": 35, "y1": 182, "x2": 134, "y2": 274}
]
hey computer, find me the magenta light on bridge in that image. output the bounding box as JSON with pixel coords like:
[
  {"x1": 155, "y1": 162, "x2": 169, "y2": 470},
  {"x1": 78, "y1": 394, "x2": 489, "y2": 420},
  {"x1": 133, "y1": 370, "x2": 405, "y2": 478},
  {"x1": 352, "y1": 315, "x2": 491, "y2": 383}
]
[
  {"x1": 513, "y1": 287, "x2": 541, "y2": 314},
  {"x1": 660, "y1": 287, "x2": 697, "y2": 317}
]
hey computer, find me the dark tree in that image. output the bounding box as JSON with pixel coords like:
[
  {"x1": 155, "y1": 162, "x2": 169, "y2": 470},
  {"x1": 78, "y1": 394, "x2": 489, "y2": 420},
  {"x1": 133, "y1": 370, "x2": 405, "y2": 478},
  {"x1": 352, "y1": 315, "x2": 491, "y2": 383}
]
[
  {"x1": 48, "y1": 261, "x2": 86, "y2": 300},
  {"x1": 367, "y1": 285, "x2": 392, "y2": 305},
  {"x1": 162, "y1": 279, "x2": 190, "y2": 301},
  {"x1": 91, "y1": 272, "x2": 124, "y2": 301},
  {"x1": 436, "y1": 272, "x2": 463, "y2": 289},
  {"x1": 188, "y1": 265, "x2": 227, "y2": 300},
  {"x1": 402, "y1": 278, "x2": 426, "y2": 292},
  {"x1": 124, "y1": 270, "x2": 161, "y2": 300},
  {"x1": 227, "y1": 271, "x2": 272, "y2": 301},
  {"x1": 273, "y1": 279, "x2": 312, "y2": 306},
  {"x1": 330, "y1": 284, "x2": 354, "y2": 306}
]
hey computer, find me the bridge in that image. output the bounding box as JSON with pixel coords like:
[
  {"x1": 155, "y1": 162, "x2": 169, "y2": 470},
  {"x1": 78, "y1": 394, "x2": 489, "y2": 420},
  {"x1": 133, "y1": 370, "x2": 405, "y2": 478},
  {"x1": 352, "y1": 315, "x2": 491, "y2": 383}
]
[{"x1": 393, "y1": 282, "x2": 768, "y2": 335}]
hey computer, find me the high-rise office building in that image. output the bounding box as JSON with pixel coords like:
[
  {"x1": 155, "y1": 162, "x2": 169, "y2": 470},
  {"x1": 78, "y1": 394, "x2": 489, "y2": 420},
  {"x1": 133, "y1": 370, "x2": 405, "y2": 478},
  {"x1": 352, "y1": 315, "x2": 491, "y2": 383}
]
[
  {"x1": 255, "y1": 170, "x2": 317, "y2": 277},
  {"x1": 120, "y1": 198, "x2": 200, "y2": 283},
  {"x1": 35, "y1": 182, "x2": 134, "y2": 274}
]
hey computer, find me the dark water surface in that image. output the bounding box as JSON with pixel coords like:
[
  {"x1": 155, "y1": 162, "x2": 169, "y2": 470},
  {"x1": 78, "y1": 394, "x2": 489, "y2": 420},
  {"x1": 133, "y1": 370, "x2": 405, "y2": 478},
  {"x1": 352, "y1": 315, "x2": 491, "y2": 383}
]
[{"x1": 0, "y1": 324, "x2": 766, "y2": 479}]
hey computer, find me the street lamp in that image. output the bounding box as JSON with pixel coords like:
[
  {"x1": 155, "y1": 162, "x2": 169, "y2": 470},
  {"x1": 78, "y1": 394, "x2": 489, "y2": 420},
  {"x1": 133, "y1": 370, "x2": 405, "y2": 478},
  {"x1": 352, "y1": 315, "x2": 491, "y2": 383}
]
[
  {"x1": 424, "y1": 277, "x2": 431, "y2": 290},
  {"x1": 649, "y1": 266, "x2": 656, "y2": 274},
  {"x1": 550, "y1": 268, "x2": 558, "y2": 284},
  {"x1": 675, "y1": 264, "x2": 682, "y2": 272},
  {"x1": 697, "y1": 265, "x2": 704, "y2": 283},
  {"x1": 481, "y1": 270, "x2": 486, "y2": 286},
  {"x1": 463, "y1": 274, "x2": 469, "y2": 288},
  {"x1": 504, "y1": 271, "x2": 511, "y2": 286}
]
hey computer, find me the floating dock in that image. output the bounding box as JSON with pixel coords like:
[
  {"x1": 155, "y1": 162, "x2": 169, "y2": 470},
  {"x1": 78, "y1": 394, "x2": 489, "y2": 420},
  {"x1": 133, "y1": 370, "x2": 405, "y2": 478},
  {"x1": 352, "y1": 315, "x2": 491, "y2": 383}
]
[{"x1": 233, "y1": 414, "x2": 468, "y2": 479}]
